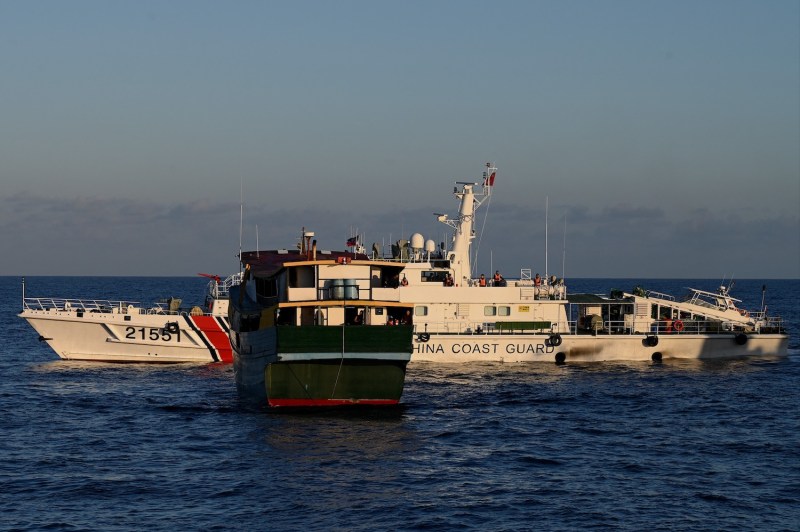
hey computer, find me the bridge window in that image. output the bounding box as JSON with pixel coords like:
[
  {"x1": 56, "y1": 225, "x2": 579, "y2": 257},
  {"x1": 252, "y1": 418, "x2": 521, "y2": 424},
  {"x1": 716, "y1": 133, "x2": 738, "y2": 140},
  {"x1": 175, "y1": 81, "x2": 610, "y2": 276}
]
[{"x1": 421, "y1": 271, "x2": 448, "y2": 283}]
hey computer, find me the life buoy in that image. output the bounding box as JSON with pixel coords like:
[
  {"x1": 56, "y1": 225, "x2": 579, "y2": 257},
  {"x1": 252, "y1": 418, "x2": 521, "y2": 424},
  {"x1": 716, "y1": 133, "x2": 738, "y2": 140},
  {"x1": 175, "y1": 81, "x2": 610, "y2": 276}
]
[
  {"x1": 673, "y1": 320, "x2": 684, "y2": 332},
  {"x1": 548, "y1": 333, "x2": 563, "y2": 347}
]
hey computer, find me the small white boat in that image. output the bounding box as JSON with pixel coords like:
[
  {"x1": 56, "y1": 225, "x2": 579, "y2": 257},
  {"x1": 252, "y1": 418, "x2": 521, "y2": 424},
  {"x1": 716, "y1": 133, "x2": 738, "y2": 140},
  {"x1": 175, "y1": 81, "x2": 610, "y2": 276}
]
[{"x1": 19, "y1": 273, "x2": 241, "y2": 363}]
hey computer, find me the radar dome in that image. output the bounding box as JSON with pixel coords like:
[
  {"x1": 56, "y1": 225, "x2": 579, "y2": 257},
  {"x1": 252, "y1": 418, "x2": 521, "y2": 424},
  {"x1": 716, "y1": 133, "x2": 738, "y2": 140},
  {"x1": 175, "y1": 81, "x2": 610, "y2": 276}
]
[
  {"x1": 425, "y1": 239, "x2": 436, "y2": 253},
  {"x1": 410, "y1": 233, "x2": 425, "y2": 250}
]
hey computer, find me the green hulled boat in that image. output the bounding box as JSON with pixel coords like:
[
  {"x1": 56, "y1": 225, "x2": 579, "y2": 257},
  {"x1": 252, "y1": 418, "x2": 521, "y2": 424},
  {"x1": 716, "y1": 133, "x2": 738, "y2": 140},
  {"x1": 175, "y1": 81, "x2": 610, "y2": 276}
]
[{"x1": 229, "y1": 230, "x2": 414, "y2": 407}]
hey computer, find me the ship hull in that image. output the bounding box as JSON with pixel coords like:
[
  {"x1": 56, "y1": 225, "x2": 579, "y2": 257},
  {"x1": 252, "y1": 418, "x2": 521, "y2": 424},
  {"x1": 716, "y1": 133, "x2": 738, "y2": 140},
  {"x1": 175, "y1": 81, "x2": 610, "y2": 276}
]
[
  {"x1": 412, "y1": 332, "x2": 789, "y2": 363},
  {"x1": 232, "y1": 325, "x2": 412, "y2": 407},
  {"x1": 21, "y1": 310, "x2": 232, "y2": 363}
]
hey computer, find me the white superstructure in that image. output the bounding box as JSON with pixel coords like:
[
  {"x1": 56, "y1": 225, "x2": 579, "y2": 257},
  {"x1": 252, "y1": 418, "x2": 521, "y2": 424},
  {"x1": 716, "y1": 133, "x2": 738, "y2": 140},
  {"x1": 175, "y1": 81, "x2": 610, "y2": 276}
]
[{"x1": 363, "y1": 163, "x2": 789, "y2": 363}]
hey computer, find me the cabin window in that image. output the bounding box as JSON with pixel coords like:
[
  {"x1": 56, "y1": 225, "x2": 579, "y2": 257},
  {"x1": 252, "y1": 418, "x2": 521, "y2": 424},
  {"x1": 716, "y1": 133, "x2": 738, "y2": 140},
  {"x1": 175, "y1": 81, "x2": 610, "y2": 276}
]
[
  {"x1": 255, "y1": 277, "x2": 278, "y2": 300},
  {"x1": 498, "y1": 306, "x2": 510, "y2": 316},
  {"x1": 422, "y1": 271, "x2": 447, "y2": 283},
  {"x1": 289, "y1": 266, "x2": 315, "y2": 288},
  {"x1": 275, "y1": 307, "x2": 296, "y2": 326},
  {"x1": 484, "y1": 306, "x2": 497, "y2": 316},
  {"x1": 414, "y1": 306, "x2": 428, "y2": 316}
]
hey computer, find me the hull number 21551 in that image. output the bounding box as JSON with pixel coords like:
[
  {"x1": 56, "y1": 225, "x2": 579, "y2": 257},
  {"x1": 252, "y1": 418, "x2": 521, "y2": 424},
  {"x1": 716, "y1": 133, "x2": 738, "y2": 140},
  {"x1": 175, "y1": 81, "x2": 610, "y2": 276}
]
[{"x1": 124, "y1": 326, "x2": 181, "y2": 342}]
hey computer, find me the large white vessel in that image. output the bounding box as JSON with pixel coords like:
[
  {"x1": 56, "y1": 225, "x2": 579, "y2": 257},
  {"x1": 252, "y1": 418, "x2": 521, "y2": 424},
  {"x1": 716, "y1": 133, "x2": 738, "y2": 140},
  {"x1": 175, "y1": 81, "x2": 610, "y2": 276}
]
[
  {"x1": 19, "y1": 273, "x2": 241, "y2": 363},
  {"x1": 367, "y1": 163, "x2": 789, "y2": 363}
]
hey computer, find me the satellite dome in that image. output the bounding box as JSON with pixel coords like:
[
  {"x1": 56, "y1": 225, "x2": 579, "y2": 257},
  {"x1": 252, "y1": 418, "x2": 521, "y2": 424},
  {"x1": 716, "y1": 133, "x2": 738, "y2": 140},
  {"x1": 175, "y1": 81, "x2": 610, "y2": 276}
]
[
  {"x1": 425, "y1": 239, "x2": 436, "y2": 253},
  {"x1": 410, "y1": 233, "x2": 424, "y2": 250}
]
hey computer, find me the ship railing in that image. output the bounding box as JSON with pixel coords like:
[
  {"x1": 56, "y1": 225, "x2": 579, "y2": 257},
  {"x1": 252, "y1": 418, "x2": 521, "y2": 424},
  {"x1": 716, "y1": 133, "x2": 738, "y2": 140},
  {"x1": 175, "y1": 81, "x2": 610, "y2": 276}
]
[
  {"x1": 645, "y1": 290, "x2": 675, "y2": 301},
  {"x1": 23, "y1": 297, "x2": 141, "y2": 313},
  {"x1": 207, "y1": 272, "x2": 244, "y2": 299},
  {"x1": 571, "y1": 318, "x2": 752, "y2": 335},
  {"x1": 412, "y1": 316, "x2": 780, "y2": 337},
  {"x1": 21, "y1": 297, "x2": 196, "y2": 316},
  {"x1": 746, "y1": 310, "x2": 766, "y2": 320},
  {"x1": 759, "y1": 315, "x2": 785, "y2": 333}
]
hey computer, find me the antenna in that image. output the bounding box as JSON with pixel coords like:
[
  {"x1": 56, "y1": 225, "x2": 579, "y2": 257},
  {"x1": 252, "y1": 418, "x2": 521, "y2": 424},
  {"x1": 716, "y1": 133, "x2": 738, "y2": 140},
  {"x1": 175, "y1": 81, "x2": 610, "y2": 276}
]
[
  {"x1": 545, "y1": 196, "x2": 549, "y2": 279},
  {"x1": 256, "y1": 224, "x2": 259, "y2": 258},
  {"x1": 562, "y1": 211, "x2": 567, "y2": 280},
  {"x1": 239, "y1": 179, "x2": 244, "y2": 273}
]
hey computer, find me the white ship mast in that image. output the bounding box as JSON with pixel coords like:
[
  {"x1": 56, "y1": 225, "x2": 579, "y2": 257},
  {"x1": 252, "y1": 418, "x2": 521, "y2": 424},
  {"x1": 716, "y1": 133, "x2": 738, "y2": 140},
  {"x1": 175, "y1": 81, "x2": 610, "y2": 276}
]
[{"x1": 436, "y1": 163, "x2": 496, "y2": 285}]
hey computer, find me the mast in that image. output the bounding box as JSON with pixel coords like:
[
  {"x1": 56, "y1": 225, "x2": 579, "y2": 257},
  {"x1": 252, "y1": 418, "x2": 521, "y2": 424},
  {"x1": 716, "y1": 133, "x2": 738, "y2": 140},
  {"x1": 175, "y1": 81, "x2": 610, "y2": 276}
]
[
  {"x1": 545, "y1": 196, "x2": 549, "y2": 280},
  {"x1": 436, "y1": 163, "x2": 496, "y2": 284},
  {"x1": 239, "y1": 180, "x2": 244, "y2": 271}
]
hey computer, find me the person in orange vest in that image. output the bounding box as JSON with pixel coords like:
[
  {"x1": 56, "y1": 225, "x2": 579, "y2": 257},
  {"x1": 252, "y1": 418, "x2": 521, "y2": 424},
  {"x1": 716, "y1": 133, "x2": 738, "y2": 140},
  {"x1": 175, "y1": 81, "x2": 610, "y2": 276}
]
[{"x1": 479, "y1": 274, "x2": 487, "y2": 287}]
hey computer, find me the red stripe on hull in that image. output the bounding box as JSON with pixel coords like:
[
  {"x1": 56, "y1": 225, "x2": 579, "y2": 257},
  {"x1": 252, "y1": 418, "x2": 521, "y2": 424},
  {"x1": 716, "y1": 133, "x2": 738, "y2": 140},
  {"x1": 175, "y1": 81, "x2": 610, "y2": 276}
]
[
  {"x1": 191, "y1": 316, "x2": 233, "y2": 363},
  {"x1": 267, "y1": 398, "x2": 400, "y2": 408}
]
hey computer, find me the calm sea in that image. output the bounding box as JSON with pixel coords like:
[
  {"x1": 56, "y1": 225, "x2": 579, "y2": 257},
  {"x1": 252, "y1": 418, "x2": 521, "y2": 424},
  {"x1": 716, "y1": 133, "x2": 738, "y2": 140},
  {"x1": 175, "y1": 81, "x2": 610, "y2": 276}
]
[{"x1": 2, "y1": 276, "x2": 798, "y2": 531}]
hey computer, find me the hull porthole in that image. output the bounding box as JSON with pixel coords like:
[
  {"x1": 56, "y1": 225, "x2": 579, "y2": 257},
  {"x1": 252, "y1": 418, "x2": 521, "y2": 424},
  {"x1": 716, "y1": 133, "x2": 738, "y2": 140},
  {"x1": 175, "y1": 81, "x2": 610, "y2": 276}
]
[
  {"x1": 555, "y1": 352, "x2": 566, "y2": 364},
  {"x1": 651, "y1": 352, "x2": 663, "y2": 362},
  {"x1": 734, "y1": 333, "x2": 748, "y2": 345}
]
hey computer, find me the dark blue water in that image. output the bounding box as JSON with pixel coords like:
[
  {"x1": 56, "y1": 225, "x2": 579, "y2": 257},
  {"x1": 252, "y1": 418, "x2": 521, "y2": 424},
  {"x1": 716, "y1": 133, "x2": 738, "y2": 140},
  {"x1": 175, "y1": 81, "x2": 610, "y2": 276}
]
[{"x1": 2, "y1": 277, "x2": 799, "y2": 531}]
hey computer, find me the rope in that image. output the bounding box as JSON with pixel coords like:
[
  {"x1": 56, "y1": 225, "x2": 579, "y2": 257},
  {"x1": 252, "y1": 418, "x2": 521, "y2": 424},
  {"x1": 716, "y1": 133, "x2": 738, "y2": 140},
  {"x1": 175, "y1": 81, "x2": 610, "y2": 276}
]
[{"x1": 472, "y1": 193, "x2": 493, "y2": 278}]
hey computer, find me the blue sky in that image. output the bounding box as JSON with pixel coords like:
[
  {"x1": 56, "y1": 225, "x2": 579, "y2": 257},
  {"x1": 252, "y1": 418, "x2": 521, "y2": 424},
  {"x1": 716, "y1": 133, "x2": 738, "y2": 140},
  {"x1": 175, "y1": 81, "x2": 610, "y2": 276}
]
[{"x1": 1, "y1": 0, "x2": 798, "y2": 278}]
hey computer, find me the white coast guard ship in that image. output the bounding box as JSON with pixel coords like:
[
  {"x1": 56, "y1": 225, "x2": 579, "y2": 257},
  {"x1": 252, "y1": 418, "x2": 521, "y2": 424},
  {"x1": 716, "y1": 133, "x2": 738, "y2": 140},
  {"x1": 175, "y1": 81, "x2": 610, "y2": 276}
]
[
  {"x1": 19, "y1": 273, "x2": 240, "y2": 363},
  {"x1": 362, "y1": 163, "x2": 789, "y2": 363}
]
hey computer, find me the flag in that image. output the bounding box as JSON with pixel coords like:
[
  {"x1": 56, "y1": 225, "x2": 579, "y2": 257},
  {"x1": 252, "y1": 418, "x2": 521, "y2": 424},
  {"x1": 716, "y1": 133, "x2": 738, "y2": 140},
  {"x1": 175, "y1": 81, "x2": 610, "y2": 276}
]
[
  {"x1": 346, "y1": 236, "x2": 359, "y2": 247},
  {"x1": 483, "y1": 172, "x2": 496, "y2": 187}
]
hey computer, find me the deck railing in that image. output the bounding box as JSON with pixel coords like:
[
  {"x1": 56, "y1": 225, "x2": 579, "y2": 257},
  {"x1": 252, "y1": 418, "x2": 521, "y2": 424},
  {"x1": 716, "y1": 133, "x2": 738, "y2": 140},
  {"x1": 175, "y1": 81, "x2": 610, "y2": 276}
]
[
  {"x1": 207, "y1": 272, "x2": 243, "y2": 299},
  {"x1": 22, "y1": 297, "x2": 173, "y2": 315},
  {"x1": 412, "y1": 317, "x2": 781, "y2": 336}
]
